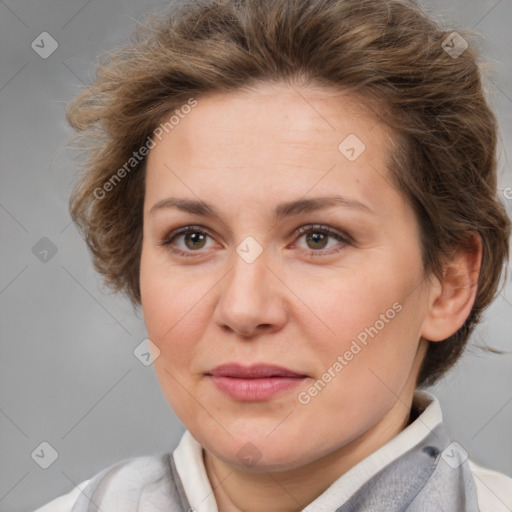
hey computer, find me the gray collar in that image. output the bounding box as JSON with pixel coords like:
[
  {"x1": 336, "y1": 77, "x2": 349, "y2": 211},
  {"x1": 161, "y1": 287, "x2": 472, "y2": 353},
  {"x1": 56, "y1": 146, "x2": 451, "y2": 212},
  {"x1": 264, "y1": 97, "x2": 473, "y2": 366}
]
[{"x1": 70, "y1": 421, "x2": 478, "y2": 511}]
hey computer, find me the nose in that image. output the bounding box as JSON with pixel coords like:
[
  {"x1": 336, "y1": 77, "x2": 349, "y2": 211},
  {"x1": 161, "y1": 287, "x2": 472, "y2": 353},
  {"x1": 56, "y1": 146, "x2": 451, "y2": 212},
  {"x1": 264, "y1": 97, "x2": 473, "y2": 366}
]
[{"x1": 213, "y1": 247, "x2": 288, "y2": 338}]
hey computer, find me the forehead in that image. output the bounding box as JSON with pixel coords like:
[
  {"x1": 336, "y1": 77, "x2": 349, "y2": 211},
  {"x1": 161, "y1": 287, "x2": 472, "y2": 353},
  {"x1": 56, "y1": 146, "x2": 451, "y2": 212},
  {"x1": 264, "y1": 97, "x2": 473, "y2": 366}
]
[
  {"x1": 144, "y1": 82, "x2": 400, "y2": 218},
  {"x1": 154, "y1": 82, "x2": 382, "y2": 149}
]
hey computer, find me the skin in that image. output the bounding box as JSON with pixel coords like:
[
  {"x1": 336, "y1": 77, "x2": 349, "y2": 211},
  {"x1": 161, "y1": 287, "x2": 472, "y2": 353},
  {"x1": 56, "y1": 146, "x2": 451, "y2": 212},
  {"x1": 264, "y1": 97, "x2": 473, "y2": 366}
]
[{"x1": 139, "y1": 82, "x2": 481, "y2": 512}]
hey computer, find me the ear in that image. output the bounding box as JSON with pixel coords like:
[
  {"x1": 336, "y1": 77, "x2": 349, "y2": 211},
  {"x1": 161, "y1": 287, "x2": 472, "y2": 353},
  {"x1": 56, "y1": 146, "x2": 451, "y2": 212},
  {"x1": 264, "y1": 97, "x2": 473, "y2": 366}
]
[{"x1": 420, "y1": 233, "x2": 482, "y2": 342}]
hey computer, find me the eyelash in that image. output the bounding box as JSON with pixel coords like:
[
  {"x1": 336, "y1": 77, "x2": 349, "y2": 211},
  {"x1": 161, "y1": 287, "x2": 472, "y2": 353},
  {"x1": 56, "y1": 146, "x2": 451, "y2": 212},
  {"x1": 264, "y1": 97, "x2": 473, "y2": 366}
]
[{"x1": 159, "y1": 224, "x2": 352, "y2": 259}]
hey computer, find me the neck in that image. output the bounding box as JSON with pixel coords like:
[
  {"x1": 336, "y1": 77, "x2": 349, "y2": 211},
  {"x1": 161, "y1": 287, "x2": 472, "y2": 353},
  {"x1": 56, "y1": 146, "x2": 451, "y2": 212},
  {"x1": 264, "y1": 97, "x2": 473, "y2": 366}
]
[{"x1": 203, "y1": 396, "x2": 415, "y2": 512}]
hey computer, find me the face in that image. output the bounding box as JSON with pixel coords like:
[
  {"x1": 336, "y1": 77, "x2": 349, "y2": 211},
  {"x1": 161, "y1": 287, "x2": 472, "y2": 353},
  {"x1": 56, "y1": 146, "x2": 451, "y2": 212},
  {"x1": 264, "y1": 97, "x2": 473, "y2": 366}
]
[{"x1": 140, "y1": 82, "x2": 432, "y2": 473}]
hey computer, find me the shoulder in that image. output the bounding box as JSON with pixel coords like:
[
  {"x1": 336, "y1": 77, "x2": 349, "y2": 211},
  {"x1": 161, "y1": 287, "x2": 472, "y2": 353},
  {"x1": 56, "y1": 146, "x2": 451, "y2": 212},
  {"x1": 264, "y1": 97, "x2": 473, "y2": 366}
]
[
  {"x1": 468, "y1": 458, "x2": 512, "y2": 512},
  {"x1": 33, "y1": 479, "x2": 90, "y2": 512},
  {"x1": 33, "y1": 452, "x2": 171, "y2": 512}
]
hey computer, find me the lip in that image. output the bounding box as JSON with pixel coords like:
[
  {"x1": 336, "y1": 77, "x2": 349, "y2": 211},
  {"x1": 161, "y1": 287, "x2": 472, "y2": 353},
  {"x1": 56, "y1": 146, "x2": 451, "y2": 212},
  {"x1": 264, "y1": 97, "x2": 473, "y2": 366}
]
[
  {"x1": 207, "y1": 363, "x2": 308, "y2": 401},
  {"x1": 209, "y1": 363, "x2": 306, "y2": 378}
]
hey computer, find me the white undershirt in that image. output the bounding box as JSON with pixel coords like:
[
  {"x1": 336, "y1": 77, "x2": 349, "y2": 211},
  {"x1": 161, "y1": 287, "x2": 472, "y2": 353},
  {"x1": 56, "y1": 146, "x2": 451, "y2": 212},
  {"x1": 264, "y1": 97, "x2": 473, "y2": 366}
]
[{"x1": 34, "y1": 391, "x2": 512, "y2": 512}]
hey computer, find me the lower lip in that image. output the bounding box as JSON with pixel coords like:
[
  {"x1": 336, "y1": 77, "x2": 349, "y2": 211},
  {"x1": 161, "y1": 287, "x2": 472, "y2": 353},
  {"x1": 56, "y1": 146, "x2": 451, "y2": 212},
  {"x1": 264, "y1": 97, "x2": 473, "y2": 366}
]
[{"x1": 210, "y1": 376, "x2": 306, "y2": 401}]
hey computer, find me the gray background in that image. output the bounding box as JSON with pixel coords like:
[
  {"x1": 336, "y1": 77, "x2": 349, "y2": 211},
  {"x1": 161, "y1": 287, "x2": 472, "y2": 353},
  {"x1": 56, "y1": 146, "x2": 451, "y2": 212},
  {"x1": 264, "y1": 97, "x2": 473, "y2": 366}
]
[{"x1": 0, "y1": 0, "x2": 511, "y2": 511}]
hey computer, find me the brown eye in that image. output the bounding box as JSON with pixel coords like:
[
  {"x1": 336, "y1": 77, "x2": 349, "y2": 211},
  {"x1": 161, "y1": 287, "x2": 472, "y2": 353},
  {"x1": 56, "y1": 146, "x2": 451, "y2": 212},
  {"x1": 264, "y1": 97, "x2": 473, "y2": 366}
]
[
  {"x1": 305, "y1": 231, "x2": 329, "y2": 250},
  {"x1": 160, "y1": 223, "x2": 352, "y2": 259},
  {"x1": 182, "y1": 231, "x2": 207, "y2": 250},
  {"x1": 160, "y1": 225, "x2": 215, "y2": 257},
  {"x1": 293, "y1": 224, "x2": 352, "y2": 256}
]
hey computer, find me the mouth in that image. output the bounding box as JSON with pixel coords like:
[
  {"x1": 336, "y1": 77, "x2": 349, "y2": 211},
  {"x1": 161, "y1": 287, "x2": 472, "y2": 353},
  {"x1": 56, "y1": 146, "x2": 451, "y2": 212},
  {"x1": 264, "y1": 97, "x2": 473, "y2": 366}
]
[{"x1": 206, "y1": 363, "x2": 308, "y2": 401}]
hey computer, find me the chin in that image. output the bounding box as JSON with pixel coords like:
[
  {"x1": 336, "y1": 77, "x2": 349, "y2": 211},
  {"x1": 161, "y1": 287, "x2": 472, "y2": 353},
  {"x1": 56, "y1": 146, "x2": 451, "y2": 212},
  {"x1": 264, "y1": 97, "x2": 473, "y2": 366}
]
[{"x1": 199, "y1": 424, "x2": 318, "y2": 472}]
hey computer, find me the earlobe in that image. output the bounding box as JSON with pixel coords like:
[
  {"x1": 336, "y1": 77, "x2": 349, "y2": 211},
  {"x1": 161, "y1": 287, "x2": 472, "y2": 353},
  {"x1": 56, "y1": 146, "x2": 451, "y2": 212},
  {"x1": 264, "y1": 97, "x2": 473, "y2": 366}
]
[{"x1": 420, "y1": 234, "x2": 482, "y2": 343}]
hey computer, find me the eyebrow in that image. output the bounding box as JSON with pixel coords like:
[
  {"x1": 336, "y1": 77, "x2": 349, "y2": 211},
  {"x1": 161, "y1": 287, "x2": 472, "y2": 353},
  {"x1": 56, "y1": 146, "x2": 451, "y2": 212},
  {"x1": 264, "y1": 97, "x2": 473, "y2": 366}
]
[{"x1": 149, "y1": 195, "x2": 373, "y2": 220}]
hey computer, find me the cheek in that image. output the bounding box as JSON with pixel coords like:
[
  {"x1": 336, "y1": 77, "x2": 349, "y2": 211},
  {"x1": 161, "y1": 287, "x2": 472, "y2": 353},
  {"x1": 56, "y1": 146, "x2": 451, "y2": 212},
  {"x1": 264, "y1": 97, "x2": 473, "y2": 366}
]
[
  {"x1": 140, "y1": 255, "x2": 207, "y2": 418},
  {"x1": 139, "y1": 249, "x2": 216, "y2": 371},
  {"x1": 301, "y1": 261, "x2": 424, "y2": 391},
  {"x1": 299, "y1": 267, "x2": 404, "y2": 347},
  {"x1": 140, "y1": 250, "x2": 185, "y2": 355}
]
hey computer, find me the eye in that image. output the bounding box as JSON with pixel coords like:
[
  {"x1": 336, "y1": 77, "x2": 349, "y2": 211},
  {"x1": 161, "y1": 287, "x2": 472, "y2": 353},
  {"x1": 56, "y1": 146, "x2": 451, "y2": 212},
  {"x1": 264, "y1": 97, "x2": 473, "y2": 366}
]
[
  {"x1": 160, "y1": 224, "x2": 352, "y2": 258},
  {"x1": 160, "y1": 225, "x2": 216, "y2": 257},
  {"x1": 292, "y1": 224, "x2": 351, "y2": 256}
]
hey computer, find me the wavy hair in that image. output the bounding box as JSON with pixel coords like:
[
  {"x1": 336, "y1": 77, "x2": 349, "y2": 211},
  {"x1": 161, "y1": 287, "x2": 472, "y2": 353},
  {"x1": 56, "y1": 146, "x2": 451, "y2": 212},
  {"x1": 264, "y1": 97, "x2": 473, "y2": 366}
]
[{"x1": 66, "y1": 0, "x2": 511, "y2": 387}]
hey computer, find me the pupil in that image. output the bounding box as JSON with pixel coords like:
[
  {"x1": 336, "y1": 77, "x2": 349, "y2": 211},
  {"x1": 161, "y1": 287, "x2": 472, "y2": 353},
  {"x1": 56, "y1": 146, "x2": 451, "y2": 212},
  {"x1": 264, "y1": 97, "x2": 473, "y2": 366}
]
[
  {"x1": 308, "y1": 232, "x2": 327, "y2": 249},
  {"x1": 186, "y1": 232, "x2": 205, "y2": 249}
]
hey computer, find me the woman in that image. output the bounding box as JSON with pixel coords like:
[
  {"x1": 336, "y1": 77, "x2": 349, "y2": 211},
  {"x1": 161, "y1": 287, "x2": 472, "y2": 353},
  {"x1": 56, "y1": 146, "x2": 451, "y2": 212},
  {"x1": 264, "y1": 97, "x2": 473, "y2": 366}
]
[{"x1": 36, "y1": 0, "x2": 512, "y2": 510}]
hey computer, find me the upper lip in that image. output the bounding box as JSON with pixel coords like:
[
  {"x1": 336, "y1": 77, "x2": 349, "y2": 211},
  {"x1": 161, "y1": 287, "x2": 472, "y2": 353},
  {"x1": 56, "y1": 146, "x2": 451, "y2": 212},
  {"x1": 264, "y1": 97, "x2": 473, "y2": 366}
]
[{"x1": 208, "y1": 363, "x2": 307, "y2": 378}]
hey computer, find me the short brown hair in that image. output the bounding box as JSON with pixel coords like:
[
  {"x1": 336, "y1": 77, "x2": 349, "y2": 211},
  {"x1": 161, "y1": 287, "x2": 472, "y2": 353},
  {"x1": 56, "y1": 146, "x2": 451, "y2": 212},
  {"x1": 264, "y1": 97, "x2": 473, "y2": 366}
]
[{"x1": 66, "y1": 0, "x2": 511, "y2": 387}]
